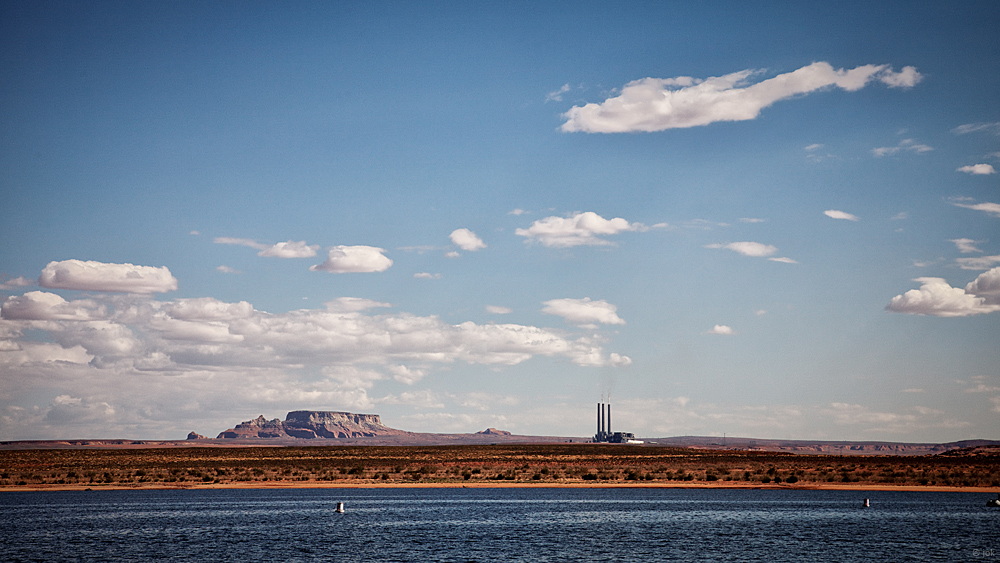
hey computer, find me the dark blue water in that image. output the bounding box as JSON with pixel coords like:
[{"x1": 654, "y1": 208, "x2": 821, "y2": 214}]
[{"x1": 0, "y1": 488, "x2": 995, "y2": 562}]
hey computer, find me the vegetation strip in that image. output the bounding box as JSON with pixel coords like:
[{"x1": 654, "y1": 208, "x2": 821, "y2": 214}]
[{"x1": 2, "y1": 445, "x2": 997, "y2": 490}]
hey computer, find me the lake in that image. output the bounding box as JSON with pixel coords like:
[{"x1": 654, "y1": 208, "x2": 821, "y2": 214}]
[{"x1": 1, "y1": 488, "x2": 995, "y2": 561}]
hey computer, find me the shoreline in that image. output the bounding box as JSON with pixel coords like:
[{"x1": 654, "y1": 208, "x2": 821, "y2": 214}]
[{"x1": 3, "y1": 481, "x2": 997, "y2": 493}]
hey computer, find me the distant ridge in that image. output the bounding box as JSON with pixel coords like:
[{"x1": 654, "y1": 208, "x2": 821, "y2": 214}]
[
  {"x1": 216, "y1": 411, "x2": 408, "y2": 440},
  {"x1": 645, "y1": 436, "x2": 1000, "y2": 456}
]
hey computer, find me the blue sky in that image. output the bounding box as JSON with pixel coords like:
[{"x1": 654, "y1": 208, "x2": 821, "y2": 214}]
[{"x1": 1, "y1": 1, "x2": 998, "y2": 442}]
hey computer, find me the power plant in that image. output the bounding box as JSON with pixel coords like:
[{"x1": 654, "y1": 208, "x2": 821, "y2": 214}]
[{"x1": 593, "y1": 401, "x2": 637, "y2": 443}]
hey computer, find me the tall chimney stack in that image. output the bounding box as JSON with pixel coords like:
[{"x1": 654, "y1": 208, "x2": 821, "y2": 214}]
[{"x1": 608, "y1": 403, "x2": 612, "y2": 436}]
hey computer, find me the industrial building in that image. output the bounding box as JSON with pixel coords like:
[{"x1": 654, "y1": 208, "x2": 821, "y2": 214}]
[{"x1": 593, "y1": 401, "x2": 637, "y2": 443}]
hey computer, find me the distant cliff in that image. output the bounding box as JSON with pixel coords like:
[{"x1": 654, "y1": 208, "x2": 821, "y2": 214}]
[{"x1": 217, "y1": 411, "x2": 408, "y2": 439}]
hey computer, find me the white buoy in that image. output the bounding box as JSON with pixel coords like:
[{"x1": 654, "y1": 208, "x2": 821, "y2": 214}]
[
  {"x1": 863, "y1": 498, "x2": 870, "y2": 508},
  {"x1": 335, "y1": 502, "x2": 345, "y2": 513}
]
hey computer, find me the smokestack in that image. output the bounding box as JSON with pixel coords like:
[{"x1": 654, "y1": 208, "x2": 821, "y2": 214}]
[
  {"x1": 608, "y1": 403, "x2": 612, "y2": 435},
  {"x1": 597, "y1": 403, "x2": 601, "y2": 435}
]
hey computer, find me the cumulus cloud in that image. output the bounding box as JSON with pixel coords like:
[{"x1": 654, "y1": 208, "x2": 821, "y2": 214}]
[
  {"x1": 965, "y1": 267, "x2": 1000, "y2": 300},
  {"x1": 163, "y1": 298, "x2": 253, "y2": 321},
  {"x1": 388, "y1": 364, "x2": 426, "y2": 385},
  {"x1": 516, "y1": 212, "x2": 641, "y2": 247},
  {"x1": 414, "y1": 272, "x2": 442, "y2": 279},
  {"x1": 542, "y1": 297, "x2": 625, "y2": 326},
  {"x1": 258, "y1": 240, "x2": 319, "y2": 258},
  {"x1": 951, "y1": 201, "x2": 1000, "y2": 218},
  {"x1": 215, "y1": 237, "x2": 318, "y2": 258},
  {"x1": 560, "y1": 62, "x2": 920, "y2": 133},
  {"x1": 45, "y1": 395, "x2": 115, "y2": 425},
  {"x1": 309, "y1": 246, "x2": 392, "y2": 273},
  {"x1": 38, "y1": 260, "x2": 177, "y2": 294},
  {"x1": 706, "y1": 241, "x2": 778, "y2": 257},
  {"x1": 1, "y1": 291, "x2": 104, "y2": 321},
  {"x1": 824, "y1": 210, "x2": 859, "y2": 221},
  {"x1": 871, "y1": 138, "x2": 933, "y2": 157},
  {"x1": 486, "y1": 305, "x2": 512, "y2": 314},
  {"x1": 950, "y1": 238, "x2": 984, "y2": 254},
  {"x1": 957, "y1": 164, "x2": 996, "y2": 175},
  {"x1": 886, "y1": 268, "x2": 1000, "y2": 317},
  {"x1": 0, "y1": 276, "x2": 33, "y2": 290},
  {"x1": 0, "y1": 292, "x2": 632, "y2": 381},
  {"x1": 704, "y1": 325, "x2": 735, "y2": 335},
  {"x1": 449, "y1": 228, "x2": 487, "y2": 251}
]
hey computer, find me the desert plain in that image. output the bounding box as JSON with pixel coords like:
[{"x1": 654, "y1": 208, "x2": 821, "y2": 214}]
[{"x1": 2, "y1": 443, "x2": 998, "y2": 493}]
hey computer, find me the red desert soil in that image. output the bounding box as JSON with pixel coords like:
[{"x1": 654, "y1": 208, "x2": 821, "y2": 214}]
[{"x1": 2, "y1": 444, "x2": 998, "y2": 492}]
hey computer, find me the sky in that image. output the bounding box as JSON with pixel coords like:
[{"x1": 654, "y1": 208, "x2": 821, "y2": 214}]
[{"x1": 1, "y1": 1, "x2": 998, "y2": 443}]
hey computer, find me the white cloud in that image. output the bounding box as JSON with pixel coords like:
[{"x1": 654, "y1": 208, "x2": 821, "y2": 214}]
[
  {"x1": 216, "y1": 237, "x2": 318, "y2": 258},
  {"x1": 38, "y1": 260, "x2": 178, "y2": 294},
  {"x1": 545, "y1": 83, "x2": 571, "y2": 102},
  {"x1": 871, "y1": 138, "x2": 933, "y2": 157},
  {"x1": 445, "y1": 251, "x2": 461, "y2": 258},
  {"x1": 0, "y1": 276, "x2": 33, "y2": 290},
  {"x1": 706, "y1": 241, "x2": 778, "y2": 257},
  {"x1": 216, "y1": 265, "x2": 240, "y2": 274},
  {"x1": 768, "y1": 257, "x2": 798, "y2": 264},
  {"x1": 951, "y1": 201, "x2": 1000, "y2": 218},
  {"x1": 508, "y1": 208, "x2": 527, "y2": 216},
  {"x1": 704, "y1": 324, "x2": 735, "y2": 335},
  {"x1": 892, "y1": 212, "x2": 908, "y2": 220},
  {"x1": 886, "y1": 269, "x2": 1000, "y2": 317},
  {"x1": 542, "y1": 297, "x2": 625, "y2": 326},
  {"x1": 486, "y1": 305, "x2": 512, "y2": 314},
  {"x1": 516, "y1": 211, "x2": 641, "y2": 247},
  {"x1": 378, "y1": 390, "x2": 443, "y2": 408},
  {"x1": 388, "y1": 364, "x2": 426, "y2": 385},
  {"x1": 561, "y1": 62, "x2": 921, "y2": 133},
  {"x1": 258, "y1": 240, "x2": 319, "y2": 258},
  {"x1": 804, "y1": 144, "x2": 823, "y2": 151},
  {"x1": 1, "y1": 291, "x2": 104, "y2": 321},
  {"x1": 324, "y1": 297, "x2": 392, "y2": 313},
  {"x1": 0, "y1": 293, "x2": 631, "y2": 379},
  {"x1": 449, "y1": 228, "x2": 486, "y2": 251},
  {"x1": 965, "y1": 267, "x2": 1000, "y2": 302},
  {"x1": 957, "y1": 164, "x2": 996, "y2": 175},
  {"x1": 950, "y1": 238, "x2": 984, "y2": 254},
  {"x1": 739, "y1": 217, "x2": 766, "y2": 223},
  {"x1": 214, "y1": 237, "x2": 267, "y2": 250},
  {"x1": 824, "y1": 209, "x2": 860, "y2": 221},
  {"x1": 957, "y1": 255, "x2": 1000, "y2": 270},
  {"x1": 414, "y1": 272, "x2": 442, "y2": 279},
  {"x1": 45, "y1": 395, "x2": 115, "y2": 425},
  {"x1": 877, "y1": 66, "x2": 922, "y2": 87},
  {"x1": 952, "y1": 122, "x2": 1000, "y2": 135},
  {"x1": 309, "y1": 246, "x2": 392, "y2": 273},
  {"x1": 163, "y1": 298, "x2": 254, "y2": 321}
]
